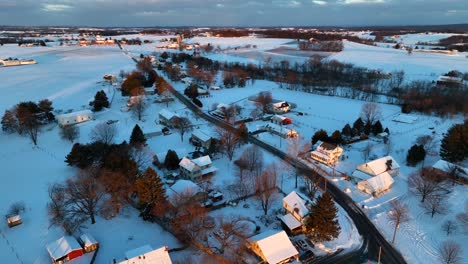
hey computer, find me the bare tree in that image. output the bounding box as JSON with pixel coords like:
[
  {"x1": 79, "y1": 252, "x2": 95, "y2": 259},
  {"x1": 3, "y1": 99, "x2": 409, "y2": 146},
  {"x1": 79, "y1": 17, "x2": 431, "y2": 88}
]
[
  {"x1": 442, "y1": 220, "x2": 457, "y2": 236},
  {"x1": 216, "y1": 126, "x2": 240, "y2": 161},
  {"x1": 255, "y1": 91, "x2": 272, "y2": 114},
  {"x1": 360, "y1": 102, "x2": 382, "y2": 125},
  {"x1": 287, "y1": 135, "x2": 310, "y2": 188},
  {"x1": 255, "y1": 165, "x2": 278, "y2": 215},
  {"x1": 456, "y1": 205, "x2": 468, "y2": 229},
  {"x1": 60, "y1": 125, "x2": 79, "y2": 143},
  {"x1": 241, "y1": 145, "x2": 264, "y2": 177},
  {"x1": 384, "y1": 137, "x2": 393, "y2": 156},
  {"x1": 48, "y1": 168, "x2": 106, "y2": 234},
  {"x1": 408, "y1": 170, "x2": 447, "y2": 203},
  {"x1": 212, "y1": 216, "x2": 250, "y2": 255},
  {"x1": 437, "y1": 240, "x2": 463, "y2": 264},
  {"x1": 7, "y1": 201, "x2": 26, "y2": 216},
  {"x1": 422, "y1": 195, "x2": 448, "y2": 218},
  {"x1": 388, "y1": 199, "x2": 409, "y2": 244},
  {"x1": 304, "y1": 174, "x2": 320, "y2": 200},
  {"x1": 416, "y1": 135, "x2": 436, "y2": 153},
  {"x1": 173, "y1": 116, "x2": 193, "y2": 142},
  {"x1": 17, "y1": 106, "x2": 40, "y2": 145},
  {"x1": 130, "y1": 96, "x2": 148, "y2": 121},
  {"x1": 90, "y1": 122, "x2": 117, "y2": 144},
  {"x1": 362, "y1": 141, "x2": 373, "y2": 162}
]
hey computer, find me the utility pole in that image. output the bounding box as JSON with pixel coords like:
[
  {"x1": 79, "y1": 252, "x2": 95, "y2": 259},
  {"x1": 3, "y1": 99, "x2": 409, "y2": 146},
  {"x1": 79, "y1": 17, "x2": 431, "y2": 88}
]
[{"x1": 378, "y1": 245, "x2": 382, "y2": 264}]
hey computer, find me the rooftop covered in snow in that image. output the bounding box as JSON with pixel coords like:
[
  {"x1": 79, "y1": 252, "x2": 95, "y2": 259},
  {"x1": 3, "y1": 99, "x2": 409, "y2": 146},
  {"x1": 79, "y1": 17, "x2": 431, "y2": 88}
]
[{"x1": 248, "y1": 230, "x2": 298, "y2": 264}]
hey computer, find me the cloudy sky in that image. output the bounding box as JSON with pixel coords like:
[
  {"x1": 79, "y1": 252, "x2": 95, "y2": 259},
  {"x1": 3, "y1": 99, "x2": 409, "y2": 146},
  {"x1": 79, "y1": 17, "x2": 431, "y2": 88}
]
[{"x1": 0, "y1": 0, "x2": 466, "y2": 27}]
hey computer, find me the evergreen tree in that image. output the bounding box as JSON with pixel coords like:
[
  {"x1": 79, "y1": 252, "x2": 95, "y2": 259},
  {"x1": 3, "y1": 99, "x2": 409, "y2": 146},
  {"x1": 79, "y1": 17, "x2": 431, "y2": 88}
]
[
  {"x1": 136, "y1": 168, "x2": 168, "y2": 218},
  {"x1": 91, "y1": 90, "x2": 109, "y2": 112},
  {"x1": 341, "y1": 123, "x2": 353, "y2": 137},
  {"x1": 406, "y1": 144, "x2": 426, "y2": 166},
  {"x1": 305, "y1": 192, "x2": 341, "y2": 242},
  {"x1": 1, "y1": 109, "x2": 18, "y2": 133},
  {"x1": 364, "y1": 121, "x2": 372, "y2": 135},
  {"x1": 372, "y1": 120, "x2": 384, "y2": 135},
  {"x1": 164, "y1": 149, "x2": 180, "y2": 170},
  {"x1": 130, "y1": 124, "x2": 146, "y2": 146},
  {"x1": 312, "y1": 129, "x2": 329, "y2": 145},
  {"x1": 330, "y1": 130, "x2": 342, "y2": 144},
  {"x1": 353, "y1": 118, "x2": 364, "y2": 134},
  {"x1": 384, "y1": 127, "x2": 390, "y2": 134},
  {"x1": 440, "y1": 122, "x2": 468, "y2": 163}
]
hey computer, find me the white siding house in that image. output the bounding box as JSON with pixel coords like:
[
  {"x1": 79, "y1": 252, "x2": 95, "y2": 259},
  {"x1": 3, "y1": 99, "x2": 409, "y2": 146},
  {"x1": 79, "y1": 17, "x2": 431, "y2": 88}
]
[
  {"x1": 57, "y1": 110, "x2": 93, "y2": 126},
  {"x1": 247, "y1": 230, "x2": 299, "y2": 264},
  {"x1": 179, "y1": 155, "x2": 217, "y2": 181},
  {"x1": 357, "y1": 172, "x2": 394, "y2": 195},
  {"x1": 310, "y1": 142, "x2": 343, "y2": 165}
]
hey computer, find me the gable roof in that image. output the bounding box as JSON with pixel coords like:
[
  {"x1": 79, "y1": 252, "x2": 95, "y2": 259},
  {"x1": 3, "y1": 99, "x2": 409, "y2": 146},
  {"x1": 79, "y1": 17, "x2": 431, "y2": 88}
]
[
  {"x1": 433, "y1": 160, "x2": 468, "y2": 179},
  {"x1": 192, "y1": 130, "x2": 212, "y2": 142},
  {"x1": 179, "y1": 157, "x2": 199, "y2": 172},
  {"x1": 357, "y1": 156, "x2": 400, "y2": 176},
  {"x1": 46, "y1": 236, "x2": 82, "y2": 261},
  {"x1": 120, "y1": 245, "x2": 172, "y2": 264},
  {"x1": 79, "y1": 233, "x2": 98, "y2": 247},
  {"x1": 249, "y1": 230, "x2": 298, "y2": 264},
  {"x1": 57, "y1": 110, "x2": 93, "y2": 119},
  {"x1": 283, "y1": 191, "x2": 309, "y2": 219},
  {"x1": 192, "y1": 155, "x2": 212, "y2": 167},
  {"x1": 159, "y1": 109, "x2": 178, "y2": 120},
  {"x1": 361, "y1": 172, "x2": 394, "y2": 193}
]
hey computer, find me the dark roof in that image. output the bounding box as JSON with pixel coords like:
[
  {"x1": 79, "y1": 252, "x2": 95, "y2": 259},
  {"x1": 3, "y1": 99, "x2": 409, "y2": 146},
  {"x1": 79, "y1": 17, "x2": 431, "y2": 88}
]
[{"x1": 320, "y1": 142, "x2": 338, "y2": 150}]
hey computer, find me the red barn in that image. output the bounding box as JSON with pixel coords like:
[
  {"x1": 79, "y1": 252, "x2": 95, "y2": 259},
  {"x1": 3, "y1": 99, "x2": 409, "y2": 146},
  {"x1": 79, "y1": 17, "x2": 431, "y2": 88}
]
[
  {"x1": 46, "y1": 236, "x2": 83, "y2": 263},
  {"x1": 271, "y1": 115, "x2": 292, "y2": 125}
]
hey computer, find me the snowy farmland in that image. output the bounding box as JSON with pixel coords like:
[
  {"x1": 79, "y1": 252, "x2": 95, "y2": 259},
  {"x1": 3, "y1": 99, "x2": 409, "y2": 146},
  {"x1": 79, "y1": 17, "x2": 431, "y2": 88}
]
[{"x1": 0, "y1": 33, "x2": 467, "y2": 264}]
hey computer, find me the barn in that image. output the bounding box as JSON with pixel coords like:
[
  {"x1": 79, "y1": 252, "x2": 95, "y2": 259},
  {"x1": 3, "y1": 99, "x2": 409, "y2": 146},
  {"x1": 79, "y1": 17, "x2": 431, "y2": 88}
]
[
  {"x1": 271, "y1": 115, "x2": 292, "y2": 126},
  {"x1": 57, "y1": 110, "x2": 93, "y2": 127},
  {"x1": 46, "y1": 236, "x2": 83, "y2": 263}
]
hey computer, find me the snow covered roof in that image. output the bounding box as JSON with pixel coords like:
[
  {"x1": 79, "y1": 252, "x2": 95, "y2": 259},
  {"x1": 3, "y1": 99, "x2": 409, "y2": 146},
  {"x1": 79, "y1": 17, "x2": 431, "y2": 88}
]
[
  {"x1": 356, "y1": 156, "x2": 400, "y2": 176},
  {"x1": 433, "y1": 160, "x2": 468, "y2": 178},
  {"x1": 360, "y1": 172, "x2": 394, "y2": 193},
  {"x1": 46, "y1": 236, "x2": 82, "y2": 261},
  {"x1": 168, "y1": 180, "x2": 201, "y2": 198},
  {"x1": 265, "y1": 123, "x2": 296, "y2": 135},
  {"x1": 271, "y1": 115, "x2": 287, "y2": 121},
  {"x1": 192, "y1": 155, "x2": 212, "y2": 167},
  {"x1": 179, "y1": 157, "x2": 199, "y2": 172},
  {"x1": 283, "y1": 191, "x2": 309, "y2": 219},
  {"x1": 319, "y1": 142, "x2": 340, "y2": 151},
  {"x1": 120, "y1": 245, "x2": 172, "y2": 264},
  {"x1": 7, "y1": 215, "x2": 21, "y2": 223},
  {"x1": 351, "y1": 170, "x2": 373, "y2": 181},
  {"x1": 438, "y1": 76, "x2": 462, "y2": 83},
  {"x1": 159, "y1": 109, "x2": 177, "y2": 120},
  {"x1": 279, "y1": 213, "x2": 302, "y2": 230},
  {"x1": 79, "y1": 233, "x2": 98, "y2": 247},
  {"x1": 392, "y1": 114, "x2": 418, "y2": 124},
  {"x1": 57, "y1": 110, "x2": 93, "y2": 119},
  {"x1": 192, "y1": 130, "x2": 211, "y2": 142},
  {"x1": 248, "y1": 230, "x2": 298, "y2": 264},
  {"x1": 272, "y1": 101, "x2": 289, "y2": 108}
]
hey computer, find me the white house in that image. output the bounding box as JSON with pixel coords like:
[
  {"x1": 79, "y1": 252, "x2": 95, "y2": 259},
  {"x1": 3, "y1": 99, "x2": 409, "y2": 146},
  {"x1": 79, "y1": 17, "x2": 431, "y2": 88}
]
[
  {"x1": 264, "y1": 123, "x2": 298, "y2": 138},
  {"x1": 247, "y1": 230, "x2": 299, "y2": 264},
  {"x1": 282, "y1": 191, "x2": 309, "y2": 222},
  {"x1": 310, "y1": 142, "x2": 343, "y2": 165},
  {"x1": 119, "y1": 245, "x2": 172, "y2": 264},
  {"x1": 57, "y1": 110, "x2": 93, "y2": 127},
  {"x1": 268, "y1": 101, "x2": 290, "y2": 114},
  {"x1": 158, "y1": 109, "x2": 179, "y2": 127},
  {"x1": 357, "y1": 172, "x2": 394, "y2": 195},
  {"x1": 190, "y1": 129, "x2": 213, "y2": 149},
  {"x1": 179, "y1": 155, "x2": 217, "y2": 181},
  {"x1": 355, "y1": 156, "x2": 400, "y2": 178}
]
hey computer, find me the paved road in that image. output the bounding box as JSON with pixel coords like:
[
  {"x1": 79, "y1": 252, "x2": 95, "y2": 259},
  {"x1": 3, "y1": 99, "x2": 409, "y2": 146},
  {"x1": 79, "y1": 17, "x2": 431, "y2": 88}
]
[{"x1": 165, "y1": 84, "x2": 407, "y2": 264}]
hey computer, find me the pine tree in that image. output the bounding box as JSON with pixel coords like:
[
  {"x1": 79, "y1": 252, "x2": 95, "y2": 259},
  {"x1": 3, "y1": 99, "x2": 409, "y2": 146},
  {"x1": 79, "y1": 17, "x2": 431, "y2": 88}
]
[
  {"x1": 406, "y1": 144, "x2": 426, "y2": 166},
  {"x1": 440, "y1": 122, "x2": 468, "y2": 163},
  {"x1": 372, "y1": 120, "x2": 384, "y2": 135},
  {"x1": 305, "y1": 192, "x2": 340, "y2": 242},
  {"x1": 164, "y1": 149, "x2": 180, "y2": 170},
  {"x1": 364, "y1": 121, "x2": 372, "y2": 135},
  {"x1": 330, "y1": 130, "x2": 342, "y2": 144},
  {"x1": 353, "y1": 118, "x2": 364, "y2": 134},
  {"x1": 384, "y1": 127, "x2": 390, "y2": 134},
  {"x1": 130, "y1": 124, "x2": 146, "y2": 146},
  {"x1": 136, "y1": 168, "x2": 168, "y2": 217},
  {"x1": 312, "y1": 129, "x2": 329, "y2": 145},
  {"x1": 1, "y1": 109, "x2": 18, "y2": 133},
  {"x1": 91, "y1": 90, "x2": 110, "y2": 112},
  {"x1": 341, "y1": 123, "x2": 353, "y2": 137}
]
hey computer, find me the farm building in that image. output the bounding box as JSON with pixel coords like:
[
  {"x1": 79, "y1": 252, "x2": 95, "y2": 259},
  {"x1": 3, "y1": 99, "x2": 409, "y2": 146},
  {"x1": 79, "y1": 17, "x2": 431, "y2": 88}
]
[
  {"x1": 6, "y1": 214, "x2": 22, "y2": 228},
  {"x1": 158, "y1": 109, "x2": 179, "y2": 127},
  {"x1": 271, "y1": 115, "x2": 292, "y2": 126},
  {"x1": 357, "y1": 172, "x2": 394, "y2": 195},
  {"x1": 355, "y1": 156, "x2": 400, "y2": 178},
  {"x1": 264, "y1": 123, "x2": 298, "y2": 138},
  {"x1": 57, "y1": 110, "x2": 93, "y2": 127},
  {"x1": 179, "y1": 155, "x2": 217, "y2": 181},
  {"x1": 0, "y1": 58, "x2": 37, "y2": 67},
  {"x1": 190, "y1": 129, "x2": 213, "y2": 149},
  {"x1": 267, "y1": 101, "x2": 290, "y2": 114},
  {"x1": 46, "y1": 236, "x2": 83, "y2": 263},
  {"x1": 247, "y1": 230, "x2": 299, "y2": 264},
  {"x1": 119, "y1": 245, "x2": 172, "y2": 264},
  {"x1": 310, "y1": 142, "x2": 343, "y2": 165},
  {"x1": 79, "y1": 233, "x2": 99, "y2": 253}
]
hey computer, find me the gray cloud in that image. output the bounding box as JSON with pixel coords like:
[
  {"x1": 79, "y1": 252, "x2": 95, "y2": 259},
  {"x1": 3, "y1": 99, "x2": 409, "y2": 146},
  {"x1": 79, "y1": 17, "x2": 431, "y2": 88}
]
[{"x1": 0, "y1": 0, "x2": 466, "y2": 26}]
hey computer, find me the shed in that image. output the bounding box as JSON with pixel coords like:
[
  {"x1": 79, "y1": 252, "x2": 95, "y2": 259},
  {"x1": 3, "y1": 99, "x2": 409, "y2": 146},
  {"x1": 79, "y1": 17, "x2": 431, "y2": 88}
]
[
  {"x1": 271, "y1": 115, "x2": 292, "y2": 125},
  {"x1": 46, "y1": 236, "x2": 83, "y2": 263},
  {"x1": 6, "y1": 214, "x2": 22, "y2": 228},
  {"x1": 79, "y1": 233, "x2": 99, "y2": 253},
  {"x1": 57, "y1": 110, "x2": 93, "y2": 127}
]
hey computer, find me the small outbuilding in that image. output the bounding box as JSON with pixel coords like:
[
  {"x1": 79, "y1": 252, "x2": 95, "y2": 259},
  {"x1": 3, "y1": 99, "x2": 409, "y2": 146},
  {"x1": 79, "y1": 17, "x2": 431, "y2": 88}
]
[
  {"x1": 46, "y1": 236, "x2": 83, "y2": 263},
  {"x1": 57, "y1": 110, "x2": 93, "y2": 127},
  {"x1": 271, "y1": 115, "x2": 292, "y2": 126},
  {"x1": 79, "y1": 233, "x2": 99, "y2": 253},
  {"x1": 6, "y1": 214, "x2": 22, "y2": 228}
]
